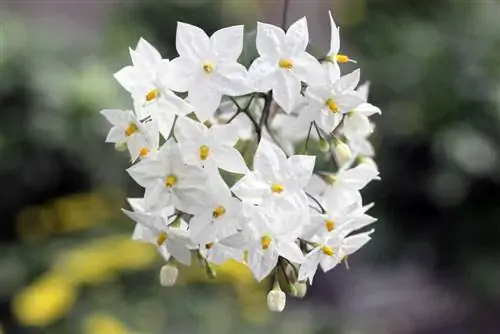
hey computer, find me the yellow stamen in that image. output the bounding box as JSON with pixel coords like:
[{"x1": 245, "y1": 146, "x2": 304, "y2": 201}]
[
  {"x1": 325, "y1": 219, "x2": 335, "y2": 232},
  {"x1": 321, "y1": 245, "x2": 334, "y2": 256},
  {"x1": 261, "y1": 235, "x2": 272, "y2": 250},
  {"x1": 206, "y1": 242, "x2": 214, "y2": 250},
  {"x1": 145, "y1": 88, "x2": 160, "y2": 102},
  {"x1": 199, "y1": 145, "x2": 210, "y2": 160},
  {"x1": 212, "y1": 205, "x2": 226, "y2": 219},
  {"x1": 271, "y1": 184, "x2": 284, "y2": 194},
  {"x1": 325, "y1": 98, "x2": 339, "y2": 113},
  {"x1": 202, "y1": 62, "x2": 214, "y2": 74},
  {"x1": 165, "y1": 175, "x2": 177, "y2": 188},
  {"x1": 125, "y1": 123, "x2": 138, "y2": 137},
  {"x1": 336, "y1": 54, "x2": 350, "y2": 64},
  {"x1": 139, "y1": 147, "x2": 150, "y2": 157},
  {"x1": 278, "y1": 59, "x2": 294, "y2": 69},
  {"x1": 157, "y1": 232, "x2": 168, "y2": 246}
]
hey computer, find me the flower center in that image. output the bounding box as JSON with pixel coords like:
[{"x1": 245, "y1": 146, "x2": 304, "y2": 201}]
[
  {"x1": 199, "y1": 145, "x2": 210, "y2": 160},
  {"x1": 325, "y1": 219, "x2": 335, "y2": 232},
  {"x1": 325, "y1": 98, "x2": 339, "y2": 113},
  {"x1": 321, "y1": 245, "x2": 334, "y2": 256},
  {"x1": 271, "y1": 183, "x2": 284, "y2": 193},
  {"x1": 145, "y1": 88, "x2": 160, "y2": 102},
  {"x1": 206, "y1": 242, "x2": 214, "y2": 250},
  {"x1": 165, "y1": 174, "x2": 177, "y2": 188},
  {"x1": 125, "y1": 123, "x2": 138, "y2": 137},
  {"x1": 202, "y1": 61, "x2": 214, "y2": 74},
  {"x1": 278, "y1": 59, "x2": 294, "y2": 69},
  {"x1": 157, "y1": 232, "x2": 168, "y2": 246},
  {"x1": 261, "y1": 235, "x2": 272, "y2": 250},
  {"x1": 212, "y1": 205, "x2": 226, "y2": 219},
  {"x1": 139, "y1": 147, "x2": 150, "y2": 158}
]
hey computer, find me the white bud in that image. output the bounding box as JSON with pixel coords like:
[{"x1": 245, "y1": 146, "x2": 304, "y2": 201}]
[
  {"x1": 291, "y1": 282, "x2": 307, "y2": 298},
  {"x1": 333, "y1": 140, "x2": 352, "y2": 166},
  {"x1": 114, "y1": 140, "x2": 127, "y2": 152},
  {"x1": 267, "y1": 289, "x2": 286, "y2": 312},
  {"x1": 159, "y1": 264, "x2": 178, "y2": 287}
]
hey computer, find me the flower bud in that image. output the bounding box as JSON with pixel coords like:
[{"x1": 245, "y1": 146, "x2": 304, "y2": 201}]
[
  {"x1": 333, "y1": 139, "x2": 352, "y2": 166},
  {"x1": 318, "y1": 138, "x2": 330, "y2": 152},
  {"x1": 291, "y1": 282, "x2": 307, "y2": 298},
  {"x1": 267, "y1": 289, "x2": 286, "y2": 312},
  {"x1": 357, "y1": 156, "x2": 378, "y2": 169},
  {"x1": 159, "y1": 264, "x2": 178, "y2": 287},
  {"x1": 114, "y1": 140, "x2": 127, "y2": 152}
]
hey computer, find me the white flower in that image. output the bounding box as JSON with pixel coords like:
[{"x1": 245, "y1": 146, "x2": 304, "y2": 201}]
[
  {"x1": 101, "y1": 109, "x2": 158, "y2": 162},
  {"x1": 267, "y1": 288, "x2": 286, "y2": 312},
  {"x1": 249, "y1": 17, "x2": 325, "y2": 113},
  {"x1": 174, "y1": 116, "x2": 248, "y2": 174},
  {"x1": 244, "y1": 204, "x2": 305, "y2": 281},
  {"x1": 324, "y1": 11, "x2": 356, "y2": 80},
  {"x1": 122, "y1": 205, "x2": 193, "y2": 265},
  {"x1": 159, "y1": 264, "x2": 179, "y2": 287},
  {"x1": 127, "y1": 139, "x2": 208, "y2": 213},
  {"x1": 303, "y1": 69, "x2": 365, "y2": 133},
  {"x1": 198, "y1": 235, "x2": 245, "y2": 265},
  {"x1": 232, "y1": 138, "x2": 315, "y2": 209},
  {"x1": 167, "y1": 24, "x2": 251, "y2": 122},
  {"x1": 114, "y1": 38, "x2": 193, "y2": 138},
  {"x1": 189, "y1": 176, "x2": 243, "y2": 244}
]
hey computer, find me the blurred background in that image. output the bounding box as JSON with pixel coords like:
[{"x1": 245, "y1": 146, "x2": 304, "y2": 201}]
[{"x1": 1, "y1": 0, "x2": 500, "y2": 333}]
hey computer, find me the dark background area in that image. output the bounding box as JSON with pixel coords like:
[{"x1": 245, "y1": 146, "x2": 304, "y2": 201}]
[{"x1": 1, "y1": 0, "x2": 499, "y2": 333}]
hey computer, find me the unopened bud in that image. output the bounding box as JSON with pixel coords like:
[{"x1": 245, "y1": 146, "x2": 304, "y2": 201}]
[
  {"x1": 318, "y1": 138, "x2": 330, "y2": 152},
  {"x1": 333, "y1": 139, "x2": 352, "y2": 166},
  {"x1": 159, "y1": 264, "x2": 178, "y2": 287},
  {"x1": 291, "y1": 282, "x2": 307, "y2": 298},
  {"x1": 267, "y1": 288, "x2": 286, "y2": 312},
  {"x1": 114, "y1": 140, "x2": 127, "y2": 152}
]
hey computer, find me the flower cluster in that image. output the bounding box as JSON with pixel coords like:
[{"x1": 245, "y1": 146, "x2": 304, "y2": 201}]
[{"x1": 101, "y1": 12, "x2": 381, "y2": 312}]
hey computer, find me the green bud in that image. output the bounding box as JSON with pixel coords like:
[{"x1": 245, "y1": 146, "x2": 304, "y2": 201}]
[
  {"x1": 114, "y1": 140, "x2": 127, "y2": 152},
  {"x1": 318, "y1": 138, "x2": 330, "y2": 152}
]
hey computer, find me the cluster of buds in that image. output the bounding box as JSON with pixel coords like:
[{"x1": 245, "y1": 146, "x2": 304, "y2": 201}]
[{"x1": 101, "y1": 11, "x2": 381, "y2": 312}]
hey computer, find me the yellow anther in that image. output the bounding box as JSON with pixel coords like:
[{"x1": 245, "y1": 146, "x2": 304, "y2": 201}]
[
  {"x1": 145, "y1": 88, "x2": 160, "y2": 102},
  {"x1": 139, "y1": 147, "x2": 150, "y2": 157},
  {"x1": 212, "y1": 205, "x2": 226, "y2": 219},
  {"x1": 199, "y1": 145, "x2": 210, "y2": 160},
  {"x1": 261, "y1": 235, "x2": 272, "y2": 250},
  {"x1": 325, "y1": 219, "x2": 335, "y2": 232},
  {"x1": 271, "y1": 184, "x2": 284, "y2": 194},
  {"x1": 125, "y1": 123, "x2": 138, "y2": 137},
  {"x1": 325, "y1": 98, "x2": 339, "y2": 113},
  {"x1": 321, "y1": 245, "x2": 334, "y2": 256},
  {"x1": 202, "y1": 61, "x2": 214, "y2": 74},
  {"x1": 206, "y1": 242, "x2": 214, "y2": 250},
  {"x1": 278, "y1": 59, "x2": 294, "y2": 69},
  {"x1": 336, "y1": 54, "x2": 350, "y2": 64},
  {"x1": 165, "y1": 175, "x2": 177, "y2": 188},
  {"x1": 157, "y1": 232, "x2": 168, "y2": 246}
]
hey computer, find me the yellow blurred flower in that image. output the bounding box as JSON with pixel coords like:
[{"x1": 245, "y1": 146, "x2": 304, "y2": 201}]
[
  {"x1": 12, "y1": 273, "x2": 77, "y2": 327},
  {"x1": 83, "y1": 314, "x2": 133, "y2": 334}
]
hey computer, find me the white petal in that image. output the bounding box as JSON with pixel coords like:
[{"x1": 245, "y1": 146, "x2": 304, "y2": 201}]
[
  {"x1": 161, "y1": 90, "x2": 193, "y2": 115},
  {"x1": 214, "y1": 63, "x2": 251, "y2": 96},
  {"x1": 276, "y1": 241, "x2": 305, "y2": 263},
  {"x1": 356, "y1": 81, "x2": 370, "y2": 100},
  {"x1": 254, "y1": 138, "x2": 288, "y2": 181},
  {"x1": 336, "y1": 93, "x2": 365, "y2": 114},
  {"x1": 167, "y1": 239, "x2": 192, "y2": 265},
  {"x1": 189, "y1": 214, "x2": 213, "y2": 244},
  {"x1": 293, "y1": 52, "x2": 327, "y2": 86},
  {"x1": 127, "y1": 159, "x2": 165, "y2": 188},
  {"x1": 256, "y1": 22, "x2": 286, "y2": 59},
  {"x1": 333, "y1": 69, "x2": 361, "y2": 94},
  {"x1": 248, "y1": 57, "x2": 277, "y2": 92},
  {"x1": 208, "y1": 123, "x2": 239, "y2": 147},
  {"x1": 317, "y1": 107, "x2": 342, "y2": 133},
  {"x1": 145, "y1": 182, "x2": 172, "y2": 211},
  {"x1": 325, "y1": 61, "x2": 341, "y2": 82},
  {"x1": 100, "y1": 109, "x2": 131, "y2": 125},
  {"x1": 132, "y1": 223, "x2": 157, "y2": 244},
  {"x1": 328, "y1": 11, "x2": 340, "y2": 55},
  {"x1": 342, "y1": 231, "x2": 373, "y2": 256},
  {"x1": 154, "y1": 109, "x2": 176, "y2": 139},
  {"x1": 287, "y1": 155, "x2": 316, "y2": 189},
  {"x1": 164, "y1": 57, "x2": 195, "y2": 92},
  {"x1": 273, "y1": 71, "x2": 301, "y2": 114},
  {"x1": 285, "y1": 17, "x2": 308, "y2": 55},
  {"x1": 231, "y1": 172, "x2": 269, "y2": 205},
  {"x1": 176, "y1": 22, "x2": 209, "y2": 61},
  {"x1": 213, "y1": 146, "x2": 249, "y2": 174},
  {"x1": 127, "y1": 134, "x2": 145, "y2": 162},
  {"x1": 355, "y1": 102, "x2": 381, "y2": 116},
  {"x1": 188, "y1": 85, "x2": 222, "y2": 122},
  {"x1": 174, "y1": 116, "x2": 208, "y2": 144},
  {"x1": 298, "y1": 250, "x2": 321, "y2": 282},
  {"x1": 113, "y1": 66, "x2": 141, "y2": 93},
  {"x1": 105, "y1": 127, "x2": 125, "y2": 143},
  {"x1": 135, "y1": 37, "x2": 162, "y2": 64},
  {"x1": 210, "y1": 25, "x2": 244, "y2": 61},
  {"x1": 248, "y1": 248, "x2": 279, "y2": 282}
]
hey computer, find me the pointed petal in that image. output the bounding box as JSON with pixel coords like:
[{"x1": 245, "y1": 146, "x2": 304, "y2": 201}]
[
  {"x1": 276, "y1": 241, "x2": 305, "y2": 263},
  {"x1": 254, "y1": 138, "x2": 288, "y2": 181},
  {"x1": 174, "y1": 116, "x2": 208, "y2": 143},
  {"x1": 164, "y1": 57, "x2": 195, "y2": 92},
  {"x1": 176, "y1": 22, "x2": 209, "y2": 61},
  {"x1": 188, "y1": 86, "x2": 221, "y2": 122},
  {"x1": 333, "y1": 69, "x2": 361, "y2": 93},
  {"x1": 210, "y1": 25, "x2": 244, "y2": 61},
  {"x1": 248, "y1": 57, "x2": 277, "y2": 92},
  {"x1": 105, "y1": 127, "x2": 125, "y2": 143},
  {"x1": 231, "y1": 172, "x2": 269, "y2": 205},
  {"x1": 256, "y1": 22, "x2": 286, "y2": 58},
  {"x1": 135, "y1": 37, "x2": 162, "y2": 64},
  {"x1": 114, "y1": 66, "x2": 141, "y2": 93},
  {"x1": 214, "y1": 63, "x2": 251, "y2": 96},
  {"x1": 328, "y1": 11, "x2": 340, "y2": 55},
  {"x1": 213, "y1": 146, "x2": 249, "y2": 174},
  {"x1": 285, "y1": 17, "x2": 309, "y2": 55},
  {"x1": 273, "y1": 71, "x2": 301, "y2": 113},
  {"x1": 287, "y1": 155, "x2": 316, "y2": 189}
]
